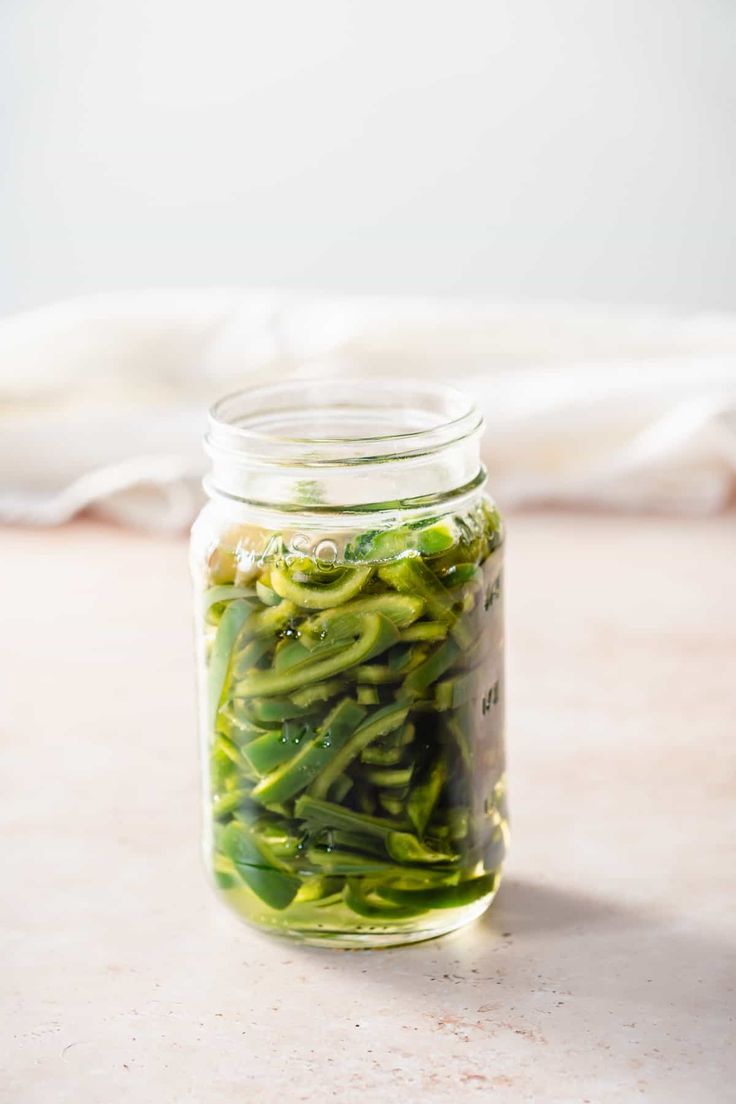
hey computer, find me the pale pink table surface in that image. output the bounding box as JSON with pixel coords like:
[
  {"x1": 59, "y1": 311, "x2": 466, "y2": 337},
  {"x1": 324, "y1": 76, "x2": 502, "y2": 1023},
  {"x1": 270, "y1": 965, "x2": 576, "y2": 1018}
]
[{"x1": 2, "y1": 513, "x2": 735, "y2": 1103}]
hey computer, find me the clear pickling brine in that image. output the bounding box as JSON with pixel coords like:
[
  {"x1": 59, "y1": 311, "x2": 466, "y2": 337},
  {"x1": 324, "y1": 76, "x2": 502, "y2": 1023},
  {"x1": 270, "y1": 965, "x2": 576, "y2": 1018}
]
[{"x1": 191, "y1": 381, "x2": 508, "y2": 946}]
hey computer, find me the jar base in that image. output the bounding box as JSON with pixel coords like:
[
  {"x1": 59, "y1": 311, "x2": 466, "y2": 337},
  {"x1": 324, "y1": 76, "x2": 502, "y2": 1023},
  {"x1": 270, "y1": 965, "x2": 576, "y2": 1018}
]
[
  {"x1": 279, "y1": 896, "x2": 494, "y2": 949},
  {"x1": 219, "y1": 885, "x2": 500, "y2": 950}
]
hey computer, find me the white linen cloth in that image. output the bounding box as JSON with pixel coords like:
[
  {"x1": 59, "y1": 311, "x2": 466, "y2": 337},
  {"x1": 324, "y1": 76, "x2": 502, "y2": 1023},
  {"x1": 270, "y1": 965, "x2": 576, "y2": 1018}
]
[{"x1": 1, "y1": 289, "x2": 735, "y2": 531}]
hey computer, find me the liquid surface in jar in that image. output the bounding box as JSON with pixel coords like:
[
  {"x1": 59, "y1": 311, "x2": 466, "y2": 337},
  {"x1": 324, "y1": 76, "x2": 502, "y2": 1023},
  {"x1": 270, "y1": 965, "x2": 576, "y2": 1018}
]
[{"x1": 199, "y1": 500, "x2": 508, "y2": 946}]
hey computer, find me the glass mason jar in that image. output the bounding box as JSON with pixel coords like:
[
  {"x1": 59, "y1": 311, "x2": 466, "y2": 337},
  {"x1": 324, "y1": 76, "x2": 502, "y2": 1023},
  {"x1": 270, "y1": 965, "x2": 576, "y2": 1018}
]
[{"x1": 191, "y1": 379, "x2": 508, "y2": 947}]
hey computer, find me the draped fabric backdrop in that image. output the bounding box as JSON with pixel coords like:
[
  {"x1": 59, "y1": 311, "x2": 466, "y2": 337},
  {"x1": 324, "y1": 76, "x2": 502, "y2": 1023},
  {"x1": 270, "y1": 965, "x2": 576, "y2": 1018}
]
[{"x1": 2, "y1": 290, "x2": 735, "y2": 531}]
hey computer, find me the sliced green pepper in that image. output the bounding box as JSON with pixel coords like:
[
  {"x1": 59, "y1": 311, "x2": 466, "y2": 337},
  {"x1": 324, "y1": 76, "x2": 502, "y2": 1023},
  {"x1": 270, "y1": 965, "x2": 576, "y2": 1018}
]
[
  {"x1": 290, "y1": 679, "x2": 345, "y2": 708},
  {"x1": 379, "y1": 558, "x2": 472, "y2": 648},
  {"x1": 301, "y1": 593, "x2": 425, "y2": 643},
  {"x1": 203, "y1": 497, "x2": 507, "y2": 939},
  {"x1": 400, "y1": 638, "x2": 460, "y2": 698},
  {"x1": 361, "y1": 765, "x2": 414, "y2": 789},
  {"x1": 399, "y1": 621, "x2": 449, "y2": 643},
  {"x1": 360, "y1": 743, "x2": 404, "y2": 766},
  {"x1": 307, "y1": 702, "x2": 409, "y2": 799},
  {"x1": 203, "y1": 585, "x2": 257, "y2": 613},
  {"x1": 270, "y1": 565, "x2": 372, "y2": 609},
  {"x1": 408, "y1": 756, "x2": 447, "y2": 835},
  {"x1": 238, "y1": 613, "x2": 399, "y2": 697},
  {"x1": 376, "y1": 872, "x2": 497, "y2": 910},
  {"x1": 434, "y1": 670, "x2": 476, "y2": 711},
  {"x1": 344, "y1": 880, "x2": 424, "y2": 919},
  {"x1": 295, "y1": 794, "x2": 401, "y2": 840},
  {"x1": 231, "y1": 637, "x2": 273, "y2": 679},
  {"x1": 242, "y1": 722, "x2": 311, "y2": 775},
  {"x1": 256, "y1": 578, "x2": 282, "y2": 606},
  {"x1": 232, "y1": 696, "x2": 314, "y2": 724},
  {"x1": 386, "y1": 831, "x2": 455, "y2": 864},
  {"x1": 353, "y1": 664, "x2": 400, "y2": 684},
  {"x1": 207, "y1": 599, "x2": 252, "y2": 729},
  {"x1": 251, "y1": 699, "x2": 366, "y2": 806},
  {"x1": 221, "y1": 821, "x2": 301, "y2": 909}
]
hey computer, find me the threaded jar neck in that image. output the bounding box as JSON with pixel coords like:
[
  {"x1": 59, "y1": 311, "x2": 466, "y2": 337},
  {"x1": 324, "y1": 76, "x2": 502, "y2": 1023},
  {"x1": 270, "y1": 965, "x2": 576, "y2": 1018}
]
[{"x1": 204, "y1": 378, "x2": 485, "y2": 517}]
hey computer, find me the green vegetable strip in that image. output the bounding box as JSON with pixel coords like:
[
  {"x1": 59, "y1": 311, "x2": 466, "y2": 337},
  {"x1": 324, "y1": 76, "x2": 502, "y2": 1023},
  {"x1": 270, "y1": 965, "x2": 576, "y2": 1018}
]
[
  {"x1": 440, "y1": 563, "x2": 481, "y2": 588},
  {"x1": 212, "y1": 788, "x2": 252, "y2": 819},
  {"x1": 207, "y1": 599, "x2": 252, "y2": 729},
  {"x1": 408, "y1": 756, "x2": 447, "y2": 835},
  {"x1": 271, "y1": 639, "x2": 308, "y2": 669},
  {"x1": 203, "y1": 585, "x2": 256, "y2": 612},
  {"x1": 294, "y1": 795, "x2": 402, "y2": 840},
  {"x1": 202, "y1": 498, "x2": 507, "y2": 937},
  {"x1": 307, "y1": 702, "x2": 409, "y2": 799},
  {"x1": 343, "y1": 880, "x2": 425, "y2": 919},
  {"x1": 360, "y1": 743, "x2": 404, "y2": 765},
  {"x1": 399, "y1": 621, "x2": 448, "y2": 643},
  {"x1": 353, "y1": 664, "x2": 399, "y2": 684},
  {"x1": 434, "y1": 670, "x2": 476, "y2": 711},
  {"x1": 361, "y1": 765, "x2": 414, "y2": 788},
  {"x1": 301, "y1": 594, "x2": 425, "y2": 642},
  {"x1": 327, "y1": 774, "x2": 354, "y2": 803},
  {"x1": 304, "y1": 849, "x2": 410, "y2": 877},
  {"x1": 237, "y1": 613, "x2": 399, "y2": 697},
  {"x1": 239, "y1": 600, "x2": 298, "y2": 641},
  {"x1": 290, "y1": 679, "x2": 344, "y2": 708},
  {"x1": 221, "y1": 822, "x2": 301, "y2": 909},
  {"x1": 233, "y1": 697, "x2": 314, "y2": 724},
  {"x1": 270, "y1": 565, "x2": 372, "y2": 609},
  {"x1": 251, "y1": 699, "x2": 366, "y2": 805},
  {"x1": 400, "y1": 639, "x2": 460, "y2": 697},
  {"x1": 385, "y1": 831, "x2": 454, "y2": 864},
  {"x1": 233, "y1": 636, "x2": 273, "y2": 676},
  {"x1": 379, "y1": 558, "x2": 456, "y2": 622},
  {"x1": 376, "y1": 872, "x2": 497, "y2": 910},
  {"x1": 379, "y1": 558, "x2": 472, "y2": 648},
  {"x1": 256, "y1": 579, "x2": 282, "y2": 606},
  {"x1": 242, "y1": 724, "x2": 310, "y2": 775}
]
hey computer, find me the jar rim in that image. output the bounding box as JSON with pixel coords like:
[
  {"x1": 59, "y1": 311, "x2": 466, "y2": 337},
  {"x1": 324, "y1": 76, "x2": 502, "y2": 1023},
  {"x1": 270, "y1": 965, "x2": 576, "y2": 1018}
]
[{"x1": 207, "y1": 377, "x2": 483, "y2": 466}]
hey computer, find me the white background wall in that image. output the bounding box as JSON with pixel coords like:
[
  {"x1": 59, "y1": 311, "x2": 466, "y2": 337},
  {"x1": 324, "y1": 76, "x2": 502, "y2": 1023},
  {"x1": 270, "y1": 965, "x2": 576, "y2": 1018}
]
[{"x1": 1, "y1": 0, "x2": 734, "y2": 315}]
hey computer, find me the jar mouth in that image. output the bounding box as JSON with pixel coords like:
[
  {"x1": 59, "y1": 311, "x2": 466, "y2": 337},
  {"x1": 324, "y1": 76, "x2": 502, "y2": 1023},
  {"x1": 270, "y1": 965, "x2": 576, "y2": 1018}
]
[{"x1": 207, "y1": 378, "x2": 483, "y2": 466}]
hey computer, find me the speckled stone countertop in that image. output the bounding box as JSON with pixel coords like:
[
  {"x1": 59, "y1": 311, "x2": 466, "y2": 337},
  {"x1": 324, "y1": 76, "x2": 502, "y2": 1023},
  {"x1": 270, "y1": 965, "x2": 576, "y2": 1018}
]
[{"x1": 2, "y1": 513, "x2": 734, "y2": 1103}]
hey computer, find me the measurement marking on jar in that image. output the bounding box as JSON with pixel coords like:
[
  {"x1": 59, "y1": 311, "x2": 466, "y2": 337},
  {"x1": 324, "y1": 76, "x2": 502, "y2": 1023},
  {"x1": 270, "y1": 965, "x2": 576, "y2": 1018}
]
[
  {"x1": 484, "y1": 575, "x2": 502, "y2": 611},
  {"x1": 481, "y1": 681, "x2": 500, "y2": 715}
]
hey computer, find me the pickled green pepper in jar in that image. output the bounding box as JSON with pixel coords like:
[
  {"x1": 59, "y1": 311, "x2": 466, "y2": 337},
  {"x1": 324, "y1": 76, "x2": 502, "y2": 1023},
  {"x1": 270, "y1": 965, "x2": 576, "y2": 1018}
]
[{"x1": 191, "y1": 380, "x2": 508, "y2": 947}]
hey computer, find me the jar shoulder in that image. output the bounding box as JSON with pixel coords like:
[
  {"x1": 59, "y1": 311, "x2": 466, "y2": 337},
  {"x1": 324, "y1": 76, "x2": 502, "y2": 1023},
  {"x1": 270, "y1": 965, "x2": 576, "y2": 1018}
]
[{"x1": 191, "y1": 496, "x2": 503, "y2": 587}]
